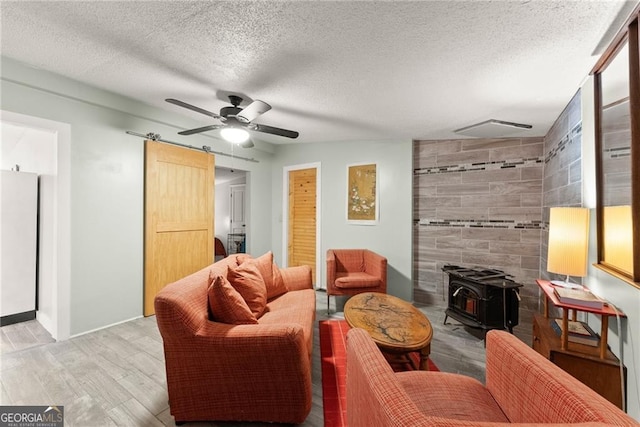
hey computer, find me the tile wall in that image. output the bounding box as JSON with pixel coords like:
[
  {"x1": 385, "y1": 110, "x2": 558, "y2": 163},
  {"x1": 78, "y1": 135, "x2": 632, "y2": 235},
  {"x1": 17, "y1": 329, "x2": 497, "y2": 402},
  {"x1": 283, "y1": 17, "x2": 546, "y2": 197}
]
[
  {"x1": 412, "y1": 136, "x2": 544, "y2": 315},
  {"x1": 540, "y1": 91, "x2": 583, "y2": 284},
  {"x1": 412, "y1": 91, "x2": 584, "y2": 327}
]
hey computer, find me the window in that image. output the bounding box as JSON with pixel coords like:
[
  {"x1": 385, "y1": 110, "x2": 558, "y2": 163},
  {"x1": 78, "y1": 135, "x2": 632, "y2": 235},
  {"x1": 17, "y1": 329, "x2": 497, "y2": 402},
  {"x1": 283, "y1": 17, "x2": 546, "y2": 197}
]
[{"x1": 593, "y1": 8, "x2": 640, "y2": 287}]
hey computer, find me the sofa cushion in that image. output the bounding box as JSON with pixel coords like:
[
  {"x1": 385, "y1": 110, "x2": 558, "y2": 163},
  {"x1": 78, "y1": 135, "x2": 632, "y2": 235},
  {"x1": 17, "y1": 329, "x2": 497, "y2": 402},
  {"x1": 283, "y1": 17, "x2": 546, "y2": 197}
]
[
  {"x1": 246, "y1": 251, "x2": 288, "y2": 300},
  {"x1": 396, "y1": 371, "x2": 509, "y2": 423},
  {"x1": 259, "y1": 288, "x2": 316, "y2": 357},
  {"x1": 335, "y1": 272, "x2": 381, "y2": 289},
  {"x1": 208, "y1": 273, "x2": 258, "y2": 325},
  {"x1": 228, "y1": 262, "x2": 268, "y2": 317}
]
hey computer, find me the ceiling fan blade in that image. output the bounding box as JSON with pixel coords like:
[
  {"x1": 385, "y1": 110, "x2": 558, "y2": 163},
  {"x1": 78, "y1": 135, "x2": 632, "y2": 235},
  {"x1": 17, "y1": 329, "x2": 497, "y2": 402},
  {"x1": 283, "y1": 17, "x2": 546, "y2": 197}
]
[
  {"x1": 178, "y1": 125, "x2": 223, "y2": 135},
  {"x1": 236, "y1": 100, "x2": 271, "y2": 123},
  {"x1": 252, "y1": 124, "x2": 299, "y2": 139},
  {"x1": 166, "y1": 98, "x2": 223, "y2": 120}
]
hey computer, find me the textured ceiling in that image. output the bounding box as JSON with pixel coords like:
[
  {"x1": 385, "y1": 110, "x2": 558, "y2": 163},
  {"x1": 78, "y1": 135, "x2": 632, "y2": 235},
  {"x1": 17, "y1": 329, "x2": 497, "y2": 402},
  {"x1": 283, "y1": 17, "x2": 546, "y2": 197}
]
[{"x1": 1, "y1": 1, "x2": 637, "y2": 146}]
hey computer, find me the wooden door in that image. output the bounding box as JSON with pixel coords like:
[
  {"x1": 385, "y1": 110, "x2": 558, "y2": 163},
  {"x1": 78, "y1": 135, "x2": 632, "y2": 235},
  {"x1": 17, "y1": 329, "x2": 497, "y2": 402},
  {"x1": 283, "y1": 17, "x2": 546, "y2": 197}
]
[
  {"x1": 144, "y1": 140, "x2": 215, "y2": 316},
  {"x1": 288, "y1": 168, "x2": 317, "y2": 281}
]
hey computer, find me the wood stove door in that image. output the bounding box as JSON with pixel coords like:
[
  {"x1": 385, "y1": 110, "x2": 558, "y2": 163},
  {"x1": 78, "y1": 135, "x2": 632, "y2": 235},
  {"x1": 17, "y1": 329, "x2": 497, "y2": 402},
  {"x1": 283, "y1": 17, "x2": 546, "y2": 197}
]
[{"x1": 449, "y1": 282, "x2": 480, "y2": 322}]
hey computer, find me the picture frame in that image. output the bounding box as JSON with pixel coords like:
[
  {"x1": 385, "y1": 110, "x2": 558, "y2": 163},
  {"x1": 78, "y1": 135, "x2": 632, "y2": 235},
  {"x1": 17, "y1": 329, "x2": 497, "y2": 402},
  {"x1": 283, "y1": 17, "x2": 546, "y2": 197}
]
[{"x1": 346, "y1": 163, "x2": 379, "y2": 225}]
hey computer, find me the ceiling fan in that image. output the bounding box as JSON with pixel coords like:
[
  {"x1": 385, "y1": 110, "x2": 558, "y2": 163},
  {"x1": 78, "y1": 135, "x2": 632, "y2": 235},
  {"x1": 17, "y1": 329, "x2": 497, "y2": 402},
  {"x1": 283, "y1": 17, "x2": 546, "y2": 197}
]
[{"x1": 166, "y1": 95, "x2": 299, "y2": 148}]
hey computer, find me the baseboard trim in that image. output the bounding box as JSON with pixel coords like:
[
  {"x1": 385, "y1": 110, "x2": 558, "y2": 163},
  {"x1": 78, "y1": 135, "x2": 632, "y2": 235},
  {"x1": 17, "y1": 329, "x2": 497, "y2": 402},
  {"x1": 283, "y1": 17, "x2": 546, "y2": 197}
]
[
  {"x1": 0, "y1": 310, "x2": 36, "y2": 326},
  {"x1": 69, "y1": 315, "x2": 143, "y2": 339}
]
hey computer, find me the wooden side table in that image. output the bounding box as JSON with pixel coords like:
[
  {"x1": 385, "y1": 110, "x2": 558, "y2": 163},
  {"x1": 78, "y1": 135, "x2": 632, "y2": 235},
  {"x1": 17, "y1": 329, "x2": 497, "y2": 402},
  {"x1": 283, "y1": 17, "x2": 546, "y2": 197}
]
[
  {"x1": 537, "y1": 279, "x2": 624, "y2": 358},
  {"x1": 344, "y1": 292, "x2": 433, "y2": 370},
  {"x1": 534, "y1": 279, "x2": 626, "y2": 408}
]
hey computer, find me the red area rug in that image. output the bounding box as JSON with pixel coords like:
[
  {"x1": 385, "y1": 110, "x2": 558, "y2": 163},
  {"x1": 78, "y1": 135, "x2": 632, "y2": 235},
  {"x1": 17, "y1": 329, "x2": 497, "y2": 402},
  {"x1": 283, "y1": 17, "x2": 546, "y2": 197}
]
[{"x1": 319, "y1": 319, "x2": 439, "y2": 427}]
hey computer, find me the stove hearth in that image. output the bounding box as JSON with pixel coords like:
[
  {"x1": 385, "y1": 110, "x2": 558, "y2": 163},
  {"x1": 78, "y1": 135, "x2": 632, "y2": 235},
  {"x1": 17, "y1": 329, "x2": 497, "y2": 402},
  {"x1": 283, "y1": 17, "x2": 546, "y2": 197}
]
[{"x1": 442, "y1": 265, "x2": 522, "y2": 335}]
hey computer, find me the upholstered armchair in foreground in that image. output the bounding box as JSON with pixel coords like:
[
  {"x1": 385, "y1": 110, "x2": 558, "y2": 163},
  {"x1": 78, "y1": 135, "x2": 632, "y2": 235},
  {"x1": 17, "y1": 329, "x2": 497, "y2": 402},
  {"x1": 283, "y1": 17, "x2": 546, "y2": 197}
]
[
  {"x1": 346, "y1": 328, "x2": 637, "y2": 426},
  {"x1": 326, "y1": 249, "x2": 387, "y2": 314}
]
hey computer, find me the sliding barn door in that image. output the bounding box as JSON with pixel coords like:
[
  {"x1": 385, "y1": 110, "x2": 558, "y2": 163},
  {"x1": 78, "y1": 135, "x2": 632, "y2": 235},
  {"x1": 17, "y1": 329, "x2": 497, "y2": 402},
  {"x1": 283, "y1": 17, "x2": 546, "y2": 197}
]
[
  {"x1": 144, "y1": 140, "x2": 215, "y2": 316},
  {"x1": 288, "y1": 167, "x2": 317, "y2": 281}
]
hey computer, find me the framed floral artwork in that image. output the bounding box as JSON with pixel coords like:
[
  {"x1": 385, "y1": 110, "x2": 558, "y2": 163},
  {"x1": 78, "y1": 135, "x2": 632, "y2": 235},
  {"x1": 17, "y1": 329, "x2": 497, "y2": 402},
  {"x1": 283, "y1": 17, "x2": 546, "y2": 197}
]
[{"x1": 347, "y1": 163, "x2": 378, "y2": 224}]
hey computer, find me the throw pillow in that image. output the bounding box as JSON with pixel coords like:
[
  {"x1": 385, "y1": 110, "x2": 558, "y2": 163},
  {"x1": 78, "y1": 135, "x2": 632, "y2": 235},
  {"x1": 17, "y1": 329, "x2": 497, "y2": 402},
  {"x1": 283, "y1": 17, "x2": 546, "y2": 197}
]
[
  {"x1": 248, "y1": 251, "x2": 288, "y2": 300},
  {"x1": 235, "y1": 253, "x2": 252, "y2": 265},
  {"x1": 228, "y1": 262, "x2": 268, "y2": 317},
  {"x1": 271, "y1": 262, "x2": 287, "y2": 298},
  {"x1": 207, "y1": 272, "x2": 258, "y2": 325}
]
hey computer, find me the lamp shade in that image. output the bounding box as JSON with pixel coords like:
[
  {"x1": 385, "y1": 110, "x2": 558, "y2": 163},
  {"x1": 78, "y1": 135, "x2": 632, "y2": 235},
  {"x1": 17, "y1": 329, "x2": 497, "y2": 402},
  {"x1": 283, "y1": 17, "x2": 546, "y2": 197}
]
[
  {"x1": 603, "y1": 205, "x2": 633, "y2": 275},
  {"x1": 547, "y1": 207, "x2": 590, "y2": 278}
]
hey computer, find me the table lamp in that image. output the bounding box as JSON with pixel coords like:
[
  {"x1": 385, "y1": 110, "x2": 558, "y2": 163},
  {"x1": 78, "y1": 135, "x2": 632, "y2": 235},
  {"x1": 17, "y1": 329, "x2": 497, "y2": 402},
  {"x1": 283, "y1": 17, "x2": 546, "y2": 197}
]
[{"x1": 547, "y1": 207, "x2": 590, "y2": 289}]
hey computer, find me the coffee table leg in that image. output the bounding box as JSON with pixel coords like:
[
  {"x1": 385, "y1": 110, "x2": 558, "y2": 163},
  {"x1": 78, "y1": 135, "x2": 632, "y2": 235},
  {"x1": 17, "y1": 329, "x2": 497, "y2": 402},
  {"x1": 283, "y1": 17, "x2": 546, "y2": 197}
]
[
  {"x1": 419, "y1": 344, "x2": 431, "y2": 370},
  {"x1": 407, "y1": 353, "x2": 418, "y2": 370}
]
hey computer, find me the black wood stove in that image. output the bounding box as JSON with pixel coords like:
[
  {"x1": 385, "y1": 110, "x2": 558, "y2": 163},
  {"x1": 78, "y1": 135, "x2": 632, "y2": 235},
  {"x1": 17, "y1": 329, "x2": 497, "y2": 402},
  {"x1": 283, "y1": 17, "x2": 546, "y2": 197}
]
[{"x1": 442, "y1": 265, "x2": 522, "y2": 334}]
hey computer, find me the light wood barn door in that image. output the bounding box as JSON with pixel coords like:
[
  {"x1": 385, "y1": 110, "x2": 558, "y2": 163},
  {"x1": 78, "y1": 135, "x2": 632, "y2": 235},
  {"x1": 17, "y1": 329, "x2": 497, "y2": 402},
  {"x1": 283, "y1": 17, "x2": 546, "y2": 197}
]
[
  {"x1": 144, "y1": 140, "x2": 215, "y2": 316},
  {"x1": 288, "y1": 168, "x2": 317, "y2": 281}
]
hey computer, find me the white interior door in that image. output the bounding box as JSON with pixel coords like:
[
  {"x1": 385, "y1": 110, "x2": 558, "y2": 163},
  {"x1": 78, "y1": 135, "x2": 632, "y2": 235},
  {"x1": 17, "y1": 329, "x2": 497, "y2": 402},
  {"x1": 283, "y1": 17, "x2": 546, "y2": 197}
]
[{"x1": 230, "y1": 184, "x2": 246, "y2": 234}]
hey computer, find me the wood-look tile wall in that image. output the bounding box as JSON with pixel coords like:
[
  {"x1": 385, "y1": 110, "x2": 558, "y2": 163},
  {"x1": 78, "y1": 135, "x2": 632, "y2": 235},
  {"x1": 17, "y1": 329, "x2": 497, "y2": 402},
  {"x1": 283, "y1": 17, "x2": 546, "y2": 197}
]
[
  {"x1": 540, "y1": 91, "x2": 583, "y2": 285},
  {"x1": 412, "y1": 136, "x2": 544, "y2": 313},
  {"x1": 412, "y1": 91, "x2": 585, "y2": 326}
]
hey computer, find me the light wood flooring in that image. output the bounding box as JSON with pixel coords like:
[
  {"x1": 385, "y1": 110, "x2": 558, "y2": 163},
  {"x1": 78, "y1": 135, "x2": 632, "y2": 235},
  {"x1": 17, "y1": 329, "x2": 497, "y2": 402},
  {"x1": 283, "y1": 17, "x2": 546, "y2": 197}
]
[
  {"x1": 0, "y1": 291, "x2": 533, "y2": 426},
  {"x1": 1, "y1": 318, "x2": 56, "y2": 354}
]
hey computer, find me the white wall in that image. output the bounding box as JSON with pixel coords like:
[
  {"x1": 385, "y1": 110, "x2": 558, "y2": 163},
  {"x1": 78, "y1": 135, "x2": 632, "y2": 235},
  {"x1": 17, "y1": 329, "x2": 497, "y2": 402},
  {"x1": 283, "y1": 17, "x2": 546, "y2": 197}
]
[
  {"x1": 1, "y1": 123, "x2": 57, "y2": 172},
  {"x1": 272, "y1": 139, "x2": 413, "y2": 301},
  {"x1": 581, "y1": 76, "x2": 640, "y2": 419},
  {"x1": 1, "y1": 57, "x2": 274, "y2": 336}
]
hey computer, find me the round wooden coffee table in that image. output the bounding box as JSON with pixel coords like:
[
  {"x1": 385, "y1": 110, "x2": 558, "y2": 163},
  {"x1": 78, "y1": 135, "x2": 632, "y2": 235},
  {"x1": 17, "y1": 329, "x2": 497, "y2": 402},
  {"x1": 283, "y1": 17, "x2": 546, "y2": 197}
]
[{"x1": 344, "y1": 292, "x2": 433, "y2": 370}]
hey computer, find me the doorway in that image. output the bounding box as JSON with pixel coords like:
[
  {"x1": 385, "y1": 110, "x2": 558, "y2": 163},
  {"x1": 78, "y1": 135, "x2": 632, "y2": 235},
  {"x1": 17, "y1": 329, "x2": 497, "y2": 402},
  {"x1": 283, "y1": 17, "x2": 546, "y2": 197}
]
[
  {"x1": 0, "y1": 111, "x2": 71, "y2": 340},
  {"x1": 215, "y1": 166, "x2": 248, "y2": 257},
  {"x1": 283, "y1": 163, "x2": 321, "y2": 286}
]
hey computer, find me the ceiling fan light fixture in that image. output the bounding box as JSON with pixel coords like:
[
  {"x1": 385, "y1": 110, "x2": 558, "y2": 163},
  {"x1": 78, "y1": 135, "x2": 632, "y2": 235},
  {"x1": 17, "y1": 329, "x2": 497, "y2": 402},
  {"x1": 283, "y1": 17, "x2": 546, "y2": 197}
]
[
  {"x1": 167, "y1": 96, "x2": 298, "y2": 140},
  {"x1": 220, "y1": 127, "x2": 250, "y2": 144}
]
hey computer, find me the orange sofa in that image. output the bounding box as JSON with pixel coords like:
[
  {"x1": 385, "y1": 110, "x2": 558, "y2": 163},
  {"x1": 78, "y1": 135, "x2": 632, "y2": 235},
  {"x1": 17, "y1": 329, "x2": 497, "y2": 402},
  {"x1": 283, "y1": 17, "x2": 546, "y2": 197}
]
[
  {"x1": 347, "y1": 328, "x2": 638, "y2": 426},
  {"x1": 155, "y1": 253, "x2": 315, "y2": 424}
]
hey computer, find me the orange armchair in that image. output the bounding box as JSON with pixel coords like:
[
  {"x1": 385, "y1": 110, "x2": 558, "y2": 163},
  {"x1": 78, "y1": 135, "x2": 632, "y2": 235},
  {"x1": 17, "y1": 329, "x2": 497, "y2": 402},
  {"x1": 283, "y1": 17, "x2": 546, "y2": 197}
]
[{"x1": 326, "y1": 249, "x2": 387, "y2": 314}]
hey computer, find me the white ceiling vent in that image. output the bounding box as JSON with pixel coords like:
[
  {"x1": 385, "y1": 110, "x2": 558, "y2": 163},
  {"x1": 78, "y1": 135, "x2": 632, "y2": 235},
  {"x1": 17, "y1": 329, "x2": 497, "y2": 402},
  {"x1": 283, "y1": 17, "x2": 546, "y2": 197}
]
[{"x1": 454, "y1": 119, "x2": 532, "y2": 138}]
